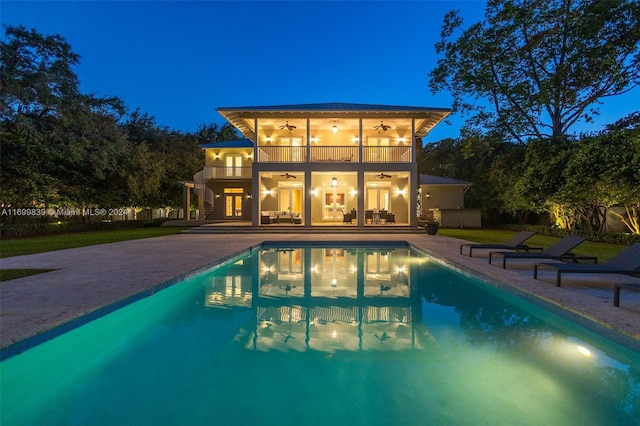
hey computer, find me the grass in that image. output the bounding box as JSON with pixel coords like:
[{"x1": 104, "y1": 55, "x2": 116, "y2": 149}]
[
  {"x1": 0, "y1": 269, "x2": 56, "y2": 282},
  {"x1": 0, "y1": 227, "x2": 189, "y2": 258},
  {"x1": 438, "y1": 228, "x2": 627, "y2": 262}
]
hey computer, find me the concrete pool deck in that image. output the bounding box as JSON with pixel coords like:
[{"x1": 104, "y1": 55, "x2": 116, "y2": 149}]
[{"x1": 1, "y1": 233, "x2": 639, "y2": 352}]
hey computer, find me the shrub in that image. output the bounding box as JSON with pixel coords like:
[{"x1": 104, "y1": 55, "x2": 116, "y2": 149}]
[
  {"x1": 0, "y1": 220, "x2": 166, "y2": 239},
  {"x1": 501, "y1": 225, "x2": 640, "y2": 246}
]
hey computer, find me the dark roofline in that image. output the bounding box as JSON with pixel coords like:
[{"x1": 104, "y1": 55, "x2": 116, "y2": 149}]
[
  {"x1": 216, "y1": 102, "x2": 450, "y2": 113},
  {"x1": 199, "y1": 138, "x2": 254, "y2": 149},
  {"x1": 420, "y1": 174, "x2": 473, "y2": 186}
]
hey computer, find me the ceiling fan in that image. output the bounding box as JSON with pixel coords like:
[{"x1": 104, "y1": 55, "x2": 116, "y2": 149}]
[
  {"x1": 374, "y1": 121, "x2": 391, "y2": 131},
  {"x1": 280, "y1": 173, "x2": 297, "y2": 179},
  {"x1": 279, "y1": 121, "x2": 297, "y2": 131},
  {"x1": 376, "y1": 173, "x2": 392, "y2": 179}
]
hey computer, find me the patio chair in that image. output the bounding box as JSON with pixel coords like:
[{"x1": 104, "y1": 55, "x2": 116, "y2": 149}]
[
  {"x1": 533, "y1": 243, "x2": 640, "y2": 287},
  {"x1": 459, "y1": 231, "x2": 539, "y2": 257},
  {"x1": 365, "y1": 210, "x2": 373, "y2": 224},
  {"x1": 343, "y1": 212, "x2": 352, "y2": 223},
  {"x1": 386, "y1": 212, "x2": 395, "y2": 224},
  {"x1": 489, "y1": 236, "x2": 587, "y2": 269},
  {"x1": 379, "y1": 210, "x2": 388, "y2": 224}
]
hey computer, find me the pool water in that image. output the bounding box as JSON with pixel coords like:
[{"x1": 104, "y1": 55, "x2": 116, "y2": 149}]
[{"x1": 1, "y1": 244, "x2": 639, "y2": 425}]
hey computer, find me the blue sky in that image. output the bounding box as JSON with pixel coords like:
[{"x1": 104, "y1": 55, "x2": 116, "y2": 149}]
[{"x1": 2, "y1": 1, "x2": 638, "y2": 142}]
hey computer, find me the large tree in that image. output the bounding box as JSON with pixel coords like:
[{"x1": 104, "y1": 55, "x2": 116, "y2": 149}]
[{"x1": 429, "y1": 0, "x2": 640, "y2": 144}]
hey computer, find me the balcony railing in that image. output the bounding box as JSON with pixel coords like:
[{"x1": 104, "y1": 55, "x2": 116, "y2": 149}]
[
  {"x1": 256, "y1": 146, "x2": 412, "y2": 163},
  {"x1": 362, "y1": 147, "x2": 412, "y2": 163},
  {"x1": 205, "y1": 166, "x2": 252, "y2": 179}
]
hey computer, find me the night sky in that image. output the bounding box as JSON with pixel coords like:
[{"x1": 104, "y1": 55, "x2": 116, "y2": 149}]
[{"x1": 2, "y1": 1, "x2": 637, "y2": 141}]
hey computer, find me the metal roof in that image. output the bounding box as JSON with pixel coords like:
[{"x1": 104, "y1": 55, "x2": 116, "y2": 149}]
[
  {"x1": 200, "y1": 139, "x2": 254, "y2": 149},
  {"x1": 217, "y1": 102, "x2": 450, "y2": 113},
  {"x1": 420, "y1": 174, "x2": 472, "y2": 186},
  {"x1": 216, "y1": 102, "x2": 451, "y2": 141}
]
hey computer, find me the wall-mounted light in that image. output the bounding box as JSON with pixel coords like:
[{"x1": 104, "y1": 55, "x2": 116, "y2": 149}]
[
  {"x1": 247, "y1": 153, "x2": 252, "y2": 159},
  {"x1": 215, "y1": 193, "x2": 220, "y2": 198},
  {"x1": 426, "y1": 192, "x2": 431, "y2": 199},
  {"x1": 265, "y1": 136, "x2": 271, "y2": 143},
  {"x1": 310, "y1": 136, "x2": 317, "y2": 143},
  {"x1": 352, "y1": 136, "x2": 359, "y2": 143},
  {"x1": 332, "y1": 121, "x2": 338, "y2": 134},
  {"x1": 331, "y1": 175, "x2": 338, "y2": 188},
  {"x1": 214, "y1": 153, "x2": 220, "y2": 160},
  {"x1": 331, "y1": 278, "x2": 338, "y2": 288},
  {"x1": 397, "y1": 137, "x2": 405, "y2": 144},
  {"x1": 246, "y1": 194, "x2": 252, "y2": 199},
  {"x1": 397, "y1": 189, "x2": 406, "y2": 196},
  {"x1": 350, "y1": 189, "x2": 358, "y2": 196},
  {"x1": 311, "y1": 188, "x2": 319, "y2": 196}
]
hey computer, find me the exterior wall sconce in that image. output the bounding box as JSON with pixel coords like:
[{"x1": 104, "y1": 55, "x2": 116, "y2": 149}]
[
  {"x1": 247, "y1": 153, "x2": 252, "y2": 159},
  {"x1": 265, "y1": 136, "x2": 271, "y2": 143},
  {"x1": 246, "y1": 194, "x2": 252, "y2": 199},
  {"x1": 350, "y1": 189, "x2": 358, "y2": 196},
  {"x1": 310, "y1": 136, "x2": 317, "y2": 143},
  {"x1": 311, "y1": 188, "x2": 319, "y2": 196},
  {"x1": 214, "y1": 153, "x2": 220, "y2": 160},
  {"x1": 426, "y1": 192, "x2": 431, "y2": 198},
  {"x1": 352, "y1": 137, "x2": 359, "y2": 143},
  {"x1": 397, "y1": 189, "x2": 406, "y2": 196},
  {"x1": 215, "y1": 193, "x2": 220, "y2": 198},
  {"x1": 331, "y1": 176, "x2": 338, "y2": 188},
  {"x1": 397, "y1": 137, "x2": 405, "y2": 144},
  {"x1": 332, "y1": 121, "x2": 338, "y2": 134}
]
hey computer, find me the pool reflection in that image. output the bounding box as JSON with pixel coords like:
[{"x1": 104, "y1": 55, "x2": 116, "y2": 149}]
[{"x1": 204, "y1": 245, "x2": 432, "y2": 353}]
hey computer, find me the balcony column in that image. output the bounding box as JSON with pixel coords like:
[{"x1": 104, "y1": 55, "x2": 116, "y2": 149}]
[
  {"x1": 357, "y1": 170, "x2": 364, "y2": 227},
  {"x1": 357, "y1": 118, "x2": 364, "y2": 227},
  {"x1": 358, "y1": 118, "x2": 363, "y2": 165},
  {"x1": 410, "y1": 118, "x2": 417, "y2": 227},
  {"x1": 182, "y1": 184, "x2": 191, "y2": 221},
  {"x1": 304, "y1": 170, "x2": 312, "y2": 228},
  {"x1": 411, "y1": 118, "x2": 416, "y2": 163},
  {"x1": 306, "y1": 118, "x2": 311, "y2": 163},
  {"x1": 252, "y1": 118, "x2": 259, "y2": 227}
]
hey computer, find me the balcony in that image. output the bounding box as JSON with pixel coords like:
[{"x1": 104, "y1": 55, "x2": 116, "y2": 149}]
[
  {"x1": 205, "y1": 166, "x2": 252, "y2": 179},
  {"x1": 256, "y1": 146, "x2": 412, "y2": 163}
]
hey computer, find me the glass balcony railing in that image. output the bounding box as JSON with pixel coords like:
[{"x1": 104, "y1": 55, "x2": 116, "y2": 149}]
[{"x1": 205, "y1": 166, "x2": 252, "y2": 179}]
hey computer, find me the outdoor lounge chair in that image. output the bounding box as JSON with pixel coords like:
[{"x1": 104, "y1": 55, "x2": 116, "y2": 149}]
[
  {"x1": 533, "y1": 243, "x2": 640, "y2": 287},
  {"x1": 488, "y1": 236, "x2": 587, "y2": 269},
  {"x1": 459, "y1": 231, "x2": 539, "y2": 257}
]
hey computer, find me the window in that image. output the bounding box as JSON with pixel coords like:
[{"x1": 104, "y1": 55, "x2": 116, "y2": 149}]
[{"x1": 225, "y1": 155, "x2": 243, "y2": 177}]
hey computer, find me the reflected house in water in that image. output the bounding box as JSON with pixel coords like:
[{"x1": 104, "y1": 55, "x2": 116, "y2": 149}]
[{"x1": 204, "y1": 245, "x2": 435, "y2": 354}]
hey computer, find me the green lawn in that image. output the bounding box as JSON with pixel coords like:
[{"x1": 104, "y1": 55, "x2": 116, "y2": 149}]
[
  {"x1": 0, "y1": 269, "x2": 57, "y2": 281},
  {"x1": 438, "y1": 228, "x2": 627, "y2": 262},
  {"x1": 0, "y1": 227, "x2": 189, "y2": 258}
]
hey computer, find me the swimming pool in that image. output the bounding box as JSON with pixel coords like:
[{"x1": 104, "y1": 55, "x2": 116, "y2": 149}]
[{"x1": 1, "y1": 243, "x2": 638, "y2": 425}]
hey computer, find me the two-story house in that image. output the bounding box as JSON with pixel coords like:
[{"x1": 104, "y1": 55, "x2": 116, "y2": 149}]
[{"x1": 191, "y1": 102, "x2": 450, "y2": 227}]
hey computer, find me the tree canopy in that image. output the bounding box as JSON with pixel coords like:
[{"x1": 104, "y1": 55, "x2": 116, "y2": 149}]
[
  {"x1": 0, "y1": 25, "x2": 237, "y2": 214},
  {"x1": 429, "y1": 0, "x2": 640, "y2": 143}
]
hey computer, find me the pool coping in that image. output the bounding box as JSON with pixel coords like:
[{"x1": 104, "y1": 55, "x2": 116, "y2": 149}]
[{"x1": 1, "y1": 233, "x2": 638, "y2": 358}]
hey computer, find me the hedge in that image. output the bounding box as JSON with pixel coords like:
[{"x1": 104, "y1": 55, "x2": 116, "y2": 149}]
[
  {"x1": 501, "y1": 225, "x2": 640, "y2": 246},
  {"x1": 0, "y1": 219, "x2": 165, "y2": 239}
]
